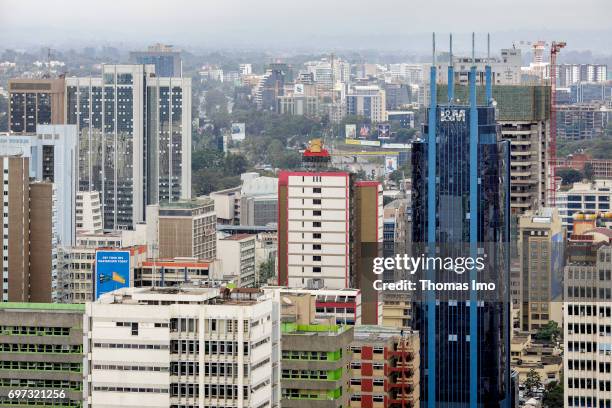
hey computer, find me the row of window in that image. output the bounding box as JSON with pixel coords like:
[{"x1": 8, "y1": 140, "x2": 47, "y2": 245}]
[
  {"x1": 0, "y1": 326, "x2": 70, "y2": 336},
  {"x1": 0, "y1": 361, "x2": 81, "y2": 372},
  {"x1": 94, "y1": 386, "x2": 167, "y2": 393},
  {"x1": 567, "y1": 305, "x2": 611, "y2": 317},
  {"x1": 567, "y1": 360, "x2": 611, "y2": 373},
  {"x1": 92, "y1": 342, "x2": 168, "y2": 350},
  {"x1": 93, "y1": 364, "x2": 167, "y2": 372},
  {"x1": 567, "y1": 377, "x2": 612, "y2": 391},
  {"x1": 0, "y1": 343, "x2": 81, "y2": 354}
]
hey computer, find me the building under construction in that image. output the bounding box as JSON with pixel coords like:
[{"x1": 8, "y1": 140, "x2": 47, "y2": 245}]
[{"x1": 438, "y1": 83, "x2": 551, "y2": 215}]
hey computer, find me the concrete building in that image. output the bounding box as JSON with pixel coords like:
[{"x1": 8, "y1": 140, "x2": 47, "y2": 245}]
[
  {"x1": 434, "y1": 48, "x2": 522, "y2": 85},
  {"x1": 347, "y1": 86, "x2": 387, "y2": 123},
  {"x1": 557, "y1": 64, "x2": 608, "y2": 87},
  {"x1": 0, "y1": 302, "x2": 84, "y2": 407},
  {"x1": 349, "y1": 326, "x2": 420, "y2": 408},
  {"x1": 218, "y1": 234, "x2": 257, "y2": 287},
  {"x1": 277, "y1": 171, "x2": 383, "y2": 324},
  {"x1": 210, "y1": 186, "x2": 241, "y2": 225},
  {"x1": 148, "y1": 198, "x2": 217, "y2": 260},
  {"x1": 381, "y1": 293, "x2": 412, "y2": 330},
  {"x1": 510, "y1": 333, "x2": 563, "y2": 383},
  {"x1": 517, "y1": 208, "x2": 564, "y2": 332},
  {"x1": 129, "y1": 43, "x2": 182, "y2": 77},
  {"x1": 554, "y1": 180, "x2": 612, "y2": 236},
  {"x1": 8, "y1": 78, "x2": 65, "y2": 134},
  {"x1": 278, "y1": 291, "x2": 353, "y2": 408},
  {"x1": 76, "y1": 191, "x2": 103, "y2": 235},
  {"x1": 84, "y1": 286, "x2": 281, "y2": 408},
  {"x1": 134, "y1": 258, "x2": 213, "y2": 287},
  {"x1": 0, "y1": 124, "x2": 78, "y2": 245},
  {"x1": 556, "y1": 153, "x2": 612, "y2": 180},
  {"x1": 563, "y1": 231, "x2": 612, "y2": 408},
  {"x1": 277, "y1": 95, "x2": 318, "y2": 117},
  {"x1": 556, "y1": 103, "x2": 611, "y2": 140},
  {"x1": 263, "y1": 287, "x2": 378, "y2": 326},
  {"x1": 240, "y1": 176, "x2": 278, "y2": 227},
  {"x1": 1, "y1": 155, "x2": 57, "y2": 302},
  {"x1": 66, "y1": 64, "x2": 192, "y2": 230}
]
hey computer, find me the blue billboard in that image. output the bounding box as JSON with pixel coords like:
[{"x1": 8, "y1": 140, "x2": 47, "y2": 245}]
[{"x1": 95, "y1": 251, "x2": 130, "y2": 299}]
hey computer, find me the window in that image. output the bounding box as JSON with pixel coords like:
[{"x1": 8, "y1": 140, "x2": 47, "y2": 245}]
[
  {"x1": 313, "y1": 199, "x2": 321, "y2": 205},
  {"x1": 313, "y1": 210, "x2": 321, "y2": 216},
  {"x1": 313, "y1": 188, "x2": 321, "y2": 193},
  {"x1": 131, "y1": 323, "x2": 138, "y2": 336},
  {"x1": 313, "y1": 244, "x2": 321, "y2": 250},
  {"x1": 313, "y1": 221, "x2": 321, "y2": 228},
  {"x1": 313, "y1": 233, "x2": 321, "y2": 239},
  {"x1": 313, "y1": 267, "x2": 321, "y2": 273},
  {"x1": 313, "y1": 256, "x2": 321, "y2": 261}
]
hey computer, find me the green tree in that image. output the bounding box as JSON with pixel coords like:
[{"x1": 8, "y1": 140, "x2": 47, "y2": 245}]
[
  {"x1": 583, "y1": 162, "x2": 594, "y2": 181},
  {"x1": 534, "y1": 321, "x2": 561, "y2": 343},
  {"x1": 258, "y1": 258, "x2": 275, "y2": 285},
  {"x1": 542, "y1": 379, "x2": 563, "y2": 408},
  {"x1": 524, "y1": 369, "x2": 542, "y2": 397},
  {"x1": 556, "y1": 168, "x2": 583, "y2": 185}
]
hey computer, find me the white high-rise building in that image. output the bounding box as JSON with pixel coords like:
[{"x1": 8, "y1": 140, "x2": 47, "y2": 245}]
[
  {"x1": 84, "y1": 286, "x2": 281, "y2": 408},
  {"x1": 554, "y1": 180, "x2": 612, "y2": 236},
  {"x1": 65, "y1": 64, "x2": 192, "y2": 231}
]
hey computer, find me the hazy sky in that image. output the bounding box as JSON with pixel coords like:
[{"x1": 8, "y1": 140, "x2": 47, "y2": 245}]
[{"x1": 1, "y1": 0, "x2": 611, "y2": 52}]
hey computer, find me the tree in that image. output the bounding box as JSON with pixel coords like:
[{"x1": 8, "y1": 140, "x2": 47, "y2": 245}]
[
  {"x1": 542, "y1": 379, "x2": 563, "y2": 408},
  {"x1": 258, "y1": 258, "x2": 275, "y2": 285},
  {"x1": 524, "y1": 369, "x2": 542, "y2": 397},
  {"x1": 534, "y1": 321, "x2": 561, "y2": 343},
  {"x1": 556, "y1": 168, "x2": 583, "y2": 185}
]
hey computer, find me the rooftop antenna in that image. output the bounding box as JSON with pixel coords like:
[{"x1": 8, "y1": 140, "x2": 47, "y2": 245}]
[
  {"x1": 487, "y1": 33, "x2": 491, "y2": 60},
  {"x1": 486, "y1": 33, "x2": 493, "y2": 102},
  {"x1": 472, "y1": 32, "x2": 476, "y2": 65},
  {"x1": 432, "y1": 32, "x2": 436, "y2": 65},
  {"x1": 448, "y1": 33, "x2": 454, "y2": 102}
]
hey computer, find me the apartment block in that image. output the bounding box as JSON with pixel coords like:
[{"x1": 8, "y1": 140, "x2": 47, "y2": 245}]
[
  {"x1": 564, "y1": 231, "x2": 612, "y2": 408},
  {"x1": 218, "y1": 234, "x2": 257, "y2": 287},
  {"x1": 84, "y1": 286, "x2": 280, "y2": 408},
  {"x1": 0, "y1": 302, "x2": 84, "y2": 407},
  {"x1": 1, "y1": 155, "x2": 56, "y2": 302},
  {"x1": 347, "y1": 86, "x2": 387, "y2": 123},
  {"x1": 8, "y1": 78, "x2": 65, "y2": 134},
  {"x1": 349, "y1": 326, "x2": 420, "y2": 408}
]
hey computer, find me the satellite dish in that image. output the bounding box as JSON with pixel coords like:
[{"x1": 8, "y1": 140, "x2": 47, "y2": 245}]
[{"x1": 281, "y1": 297, "x2": 293, "y2": 305}]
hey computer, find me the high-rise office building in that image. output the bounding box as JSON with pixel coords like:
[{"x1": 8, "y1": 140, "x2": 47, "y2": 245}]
[
  {"x1": 0, "y1": 302, "x2": 84, "y2": 407},
  {"x1": 563, "y1": 230, "x2": 612, "y2": 408},
  {"x1": 410, "y1": 37, "x2": 511, "y2": 406},
  {"x1": 8, "y1": 78, "x2": 65, "y2": 134},
  {"x1": 130, "y1": 43, "x2": 182, "y2": 77},
  {"x1": 0, "y1": 124, "x2": 78, "y2": 246},
  {"x1": 557, "y1": 64, "x2": 608, "y2": 87},
  {"x1": 66, "y1": 64, "x2": 192, "y2": 230},
  {"x1": 0, "y1": 155, "x2": 57, "y2": 302},
  {"x1": 554, "y1": 180, "x2": 612, "y2": 236},
  {"x1": 84, "y1": 286, "x2": 281, "y2": 408},
  {"x1": 517, "y1": 208, "x2": 564, "y2": 332}
]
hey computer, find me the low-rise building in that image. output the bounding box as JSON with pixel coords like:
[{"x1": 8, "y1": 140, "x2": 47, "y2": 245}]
[
  {"x1": 349, "y1": 325, "x2": 420, "y2": 408},
  {"x1": 218, "y1": 234, "x2": 257, "y2": 287},
  {"x1": 510, "y1": 333, "x2": 563, "y2": 384},
  {"x1": 0, "y1": 302, "x2": 84, "y2": 407}
]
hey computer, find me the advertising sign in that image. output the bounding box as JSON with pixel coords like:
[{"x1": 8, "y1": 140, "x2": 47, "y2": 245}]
[
  {"x1": 95, "y1": 250, "x2": 130, "y2": 299},
  {"x1": 378, "y1": 123, "x2": 391, "y2": 139},
  {"x1": 231, "y1": 123, "x2": 246, "y2": 141},
  {"x1": 345, "y1": 139, "x2": 381, "y2": 147},
  {"x1": 359, "y1": 124, "x2": 370, "y2": 138},
  {"x1": 385, "y1": 156, "x2": 398, "y2": 174},
  {"x1": 345, "y1": 124, "x2": 357, "y2": 139}
]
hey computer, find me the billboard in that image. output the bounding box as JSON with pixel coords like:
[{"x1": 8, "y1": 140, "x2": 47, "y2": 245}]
[
  {"x1": 359, "y1": 124, "x2": 370, "y2": 138},
  {"x1": 378, "y1": 123, "x2": 391, "y2": 139},
  {"x1": 385, "y1": 156, "x2": 398, "y2": 174},
  {"x1": 345, "y1": 139, "x2": 381, "y2": 147},
  {"x1": 345, "y1": 124, "x2": 357, "y2": 139},
  {"x1": 231, "y1": 123, "x2": 246, "y2": 141},
  {"x1": 95, "y1": 250, "x2": 130, "y2": 299}
]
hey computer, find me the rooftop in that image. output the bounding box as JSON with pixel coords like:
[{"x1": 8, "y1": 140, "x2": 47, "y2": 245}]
[
  {"x1": 0, "y1": 302, "x2": 85, "y2": 312},
  {"x1": 220, "y1": 233, "x2": 256, "y2": 241},
  {"x1": 160, "y1": 198, "x2": 212, "y2": 209},
  {"x1": 353, "y1": 325, "x2": 417, "y2": 341}
]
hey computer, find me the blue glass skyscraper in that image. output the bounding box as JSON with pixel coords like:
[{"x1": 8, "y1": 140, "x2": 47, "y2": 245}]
[{"x1": 411, "y1": 34, "x2": 512, "y2": 407}]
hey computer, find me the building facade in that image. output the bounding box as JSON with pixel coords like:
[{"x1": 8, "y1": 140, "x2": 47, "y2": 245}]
[
  {"x1": 8, "y1": 78, "x2": 65, "y2": 134},
  {"x1": 84, "y1": 286, "x2": 280, "y2": 408},
  {"x1": 66, "y1": 64, "x2": 192, "y2": 230},
  {"x1": 0, "y1": 302, "x2": 84, "y2": 407},
  {"x1": 130, "y1": 44, "x2": 182, "y2": 77},
  {"x1": 554, "y1": 180, "x2": 612, "y2": 236},
  {"x1": 411, "y1": 61, "x2": 511, "y2": 406},
  {"x1": 347, "y1": 86, "x2": 387, "y2": 123},
  {"x1": 218, "y1": 234, "x2": 257, "y2": 287}
]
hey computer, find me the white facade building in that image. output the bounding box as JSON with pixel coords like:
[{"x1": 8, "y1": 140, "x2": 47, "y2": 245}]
[
  {"x1": 217, "y1": 234, "x2": 257, "y2": 287},
  {"x1": 554, "y1": 180, "x2": 612, "y2": 236},
  {"x1": 84, "y1": 286, "x2": 281, "y2": 408}
]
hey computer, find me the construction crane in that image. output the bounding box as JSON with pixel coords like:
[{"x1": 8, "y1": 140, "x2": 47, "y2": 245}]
[{"x1": 548, "y1": 41, "x2": 566, "y2": 206}]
